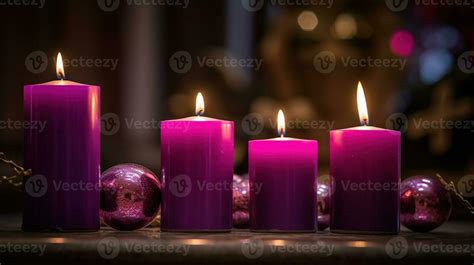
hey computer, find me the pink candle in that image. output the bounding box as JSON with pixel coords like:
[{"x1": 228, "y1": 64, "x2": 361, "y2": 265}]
[
  {"x1": 330, "y1": 82, "x2": 400, "y2": 234},
  {"x1": 23, "y1": 53, "x2": 100, "y2": 232},
  {"x1": 160, "y1": 93, "x2": 234, "y2": 232},
  {"x1": 249, "y1": 110, "x2": 317, "y2": 232}
]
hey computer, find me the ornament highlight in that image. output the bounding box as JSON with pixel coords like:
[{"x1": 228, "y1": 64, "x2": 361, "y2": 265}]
[
  {"x1": 233, "y1": 174, "x2": 249, "y2": 228},
  {"x1": 317, "y1": 181, "x2": 330, "y2": 231}
]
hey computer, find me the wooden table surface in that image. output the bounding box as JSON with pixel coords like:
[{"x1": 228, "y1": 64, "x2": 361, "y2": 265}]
[{"x1": 0, "y1": 215, "x2": 473, "y2": 265}]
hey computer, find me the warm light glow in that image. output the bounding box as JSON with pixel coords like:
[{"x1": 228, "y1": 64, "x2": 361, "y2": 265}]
[
  {"x1": 195, "y1": 92, "x2": 205, "y2": 116},
  {"x1": 297, "y1": 11, "x2": 318, "y2": 31},
  {"x1": 333, "y1": 14, "x2": 357, "y2": 40},
  {"x1": 357, "y1": 82, "x2": 369, "y2": 126},
  {"x1": 277, "y1": 109, "x2": 285, "y2": 137},
  {"x1": 56, "y1": 52, "x2": 65, "y2": 80},
  {"x1": 347, "y1": 241, "x2": 369, "y2": 248},
  {"x1": 181, "y1": 239, "x2": 211, "y2": 246}
]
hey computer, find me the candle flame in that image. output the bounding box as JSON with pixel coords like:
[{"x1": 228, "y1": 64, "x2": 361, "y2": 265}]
[
  {"x1": 277, "y1": 109, "x2": 285, "y2": 137},
  {"x1": 195, "y1": 92, "x2": 205, "y2": 116},
  {"x1": 56, "y1": 52, "x2": 65, "y2": 80},
  {"x1": 357, "y1": 81, "x2": 369, "y2": 126}
]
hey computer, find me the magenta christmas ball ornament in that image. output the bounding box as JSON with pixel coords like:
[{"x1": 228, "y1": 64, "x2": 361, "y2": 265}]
[
  {"x1": 400, "y1": 176, "x2": 452, "y2": 232},
  {"x1": 100, "y1": 164, "x2": 161, "y2": 231}
]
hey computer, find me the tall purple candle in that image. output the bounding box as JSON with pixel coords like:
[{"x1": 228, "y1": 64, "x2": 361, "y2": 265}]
[
  {"x1": 22, "y1": 53, "x2": 100, "y2": 232},
  {"x1": 330, "y1": 82, "x2": 400, "y2": 234},
  {"x1": 249, "y1": 110, "x2": 317, "y2": 232},
  {"x1": 160, "y1": 93, "x2": 234, "y2": 232}
]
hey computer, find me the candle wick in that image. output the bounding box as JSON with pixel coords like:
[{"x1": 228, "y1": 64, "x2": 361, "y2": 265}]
[
  {"x1": 279, "y1": 128, "x2": 285, "y2": 138},
  {"x1": 361, "y1": 118, "x2": 369, "y2": 126}
]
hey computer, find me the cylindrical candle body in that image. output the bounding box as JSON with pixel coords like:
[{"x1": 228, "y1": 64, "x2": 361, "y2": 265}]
[
  {"x1": 23, "y1": 81, "x2": 101, "y2": 232},
  {"x1": 330, "y1": 127, "x2": 400, "y2": 234},
  {"x1": 249, "y1": 139, "x2": 318, "y2": 232},
  {"x1": 160, "y1": 117, "x2": 234, "y2": 231}
]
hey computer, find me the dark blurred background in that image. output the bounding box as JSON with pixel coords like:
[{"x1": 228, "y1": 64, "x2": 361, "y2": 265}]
[{"x1": 0, "y1": 0, "x2": 473, "y2": 219}]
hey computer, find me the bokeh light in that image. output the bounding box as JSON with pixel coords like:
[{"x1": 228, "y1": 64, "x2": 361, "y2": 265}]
[
  {"x1": 421, "y1": 26, "x2": 460, "y2": 49},
  {"x1": 297, "y1": 11, "x2": 318, "y2": 31},
  {"x1": 333, "y1": 14, "x2": 357, "y2": 40},
  {"x1": 419, "y1": 49, "x2": 453, "y2": 85},
  {"x1": 390, "y1": 30, "x2": 415, "y2": 57}
]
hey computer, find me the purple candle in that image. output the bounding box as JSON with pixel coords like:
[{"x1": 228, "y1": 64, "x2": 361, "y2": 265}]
[
  {"x1": 249, "y1": 110, "x2": 317, "y2": 232},
  {"x1": 160, "y1": 93, "x2": 234, "y2": 232},
  {"x1": 23, "y1": 53, "x2": 100, "y2": 232},
  {"x1": 330, "y1": 82, "x2": 400, "y2": 234}
]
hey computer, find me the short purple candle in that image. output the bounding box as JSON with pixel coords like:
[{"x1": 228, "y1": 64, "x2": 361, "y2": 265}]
[
  {"x1": 22, "y1": 53, "x2": 100, "y2": 232},
  {"x1": 330, "y1": 82, "x2": 400, "y2": 234},
  {"x1": 249, "y1": 110, "x2": 317, "y2": 232},
  {"x1": 160, "y1": 93, "x2": 234, "y2": 232}
]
